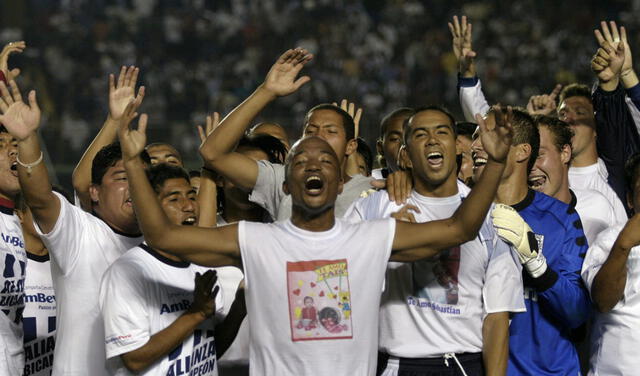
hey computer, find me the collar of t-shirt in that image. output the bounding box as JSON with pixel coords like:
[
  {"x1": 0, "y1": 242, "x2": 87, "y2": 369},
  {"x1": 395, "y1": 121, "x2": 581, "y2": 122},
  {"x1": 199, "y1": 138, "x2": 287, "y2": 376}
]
[
  {"x1": 0, "y1": 197, "x2": 14, "y2": 215},
  {"x1": 410, "y1": 190, "x2": 462, "y2": 207},
  {"x1": 139, "y1": 242, "x2": 190, "y2": 268},
  {"x1": 569, "y1": 162, "x2": 599, "y2": 175},
  {"x1": 511, "y1": 189, "x2": 536, "y2": 213},
  {"x1": 283, "y1": 218, "x2": 342, "y2": 240},
  {"x1": 26, "y1": 252, "x2": 50, "y2": 263}
]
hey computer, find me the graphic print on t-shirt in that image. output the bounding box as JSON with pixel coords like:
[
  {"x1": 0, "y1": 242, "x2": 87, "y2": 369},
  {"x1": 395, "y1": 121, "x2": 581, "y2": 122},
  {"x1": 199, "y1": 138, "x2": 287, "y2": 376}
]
[
  {"x1": 411, "y1": 247, "x2": 461, "y2": 305},
  {"x1": 287, "y1": 260, "x2": 353, "y2": 341}
]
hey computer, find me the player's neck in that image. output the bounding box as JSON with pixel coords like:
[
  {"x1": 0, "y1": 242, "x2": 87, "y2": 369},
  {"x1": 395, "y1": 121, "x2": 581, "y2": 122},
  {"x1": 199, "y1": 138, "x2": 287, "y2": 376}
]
[
  {"x1": 152, "y1": 246, "x2": 184, "y2": 263},
  {"x1": 554, "y1": 172, "x2": 572, "y2": 204},
  {"x1": 496, "y1": 170, "x2": 529, "y2": 205},
  {"x1": 340, "y1": 157, "x2": 352, "y2": 184},
  {"x1": 571, "y1": 142, "x2": 598, "y2": 168},
  {"x1": 290, "y1": 206, "x2": 336, "y2": 232},
  {"x1": 413, "y1": 173, "x2": 458, "y2": 198}
]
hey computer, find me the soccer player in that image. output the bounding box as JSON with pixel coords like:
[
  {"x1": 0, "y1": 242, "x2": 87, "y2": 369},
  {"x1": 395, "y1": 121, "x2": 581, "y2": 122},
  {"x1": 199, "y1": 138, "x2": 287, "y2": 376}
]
[
  {"x1": 372, "y1": 108, "x2": 414, "y2": 179},
  {"x1": 116, "y1": 95, "x2": 513, "y2": 375},
  {"x1": 528, "y1": 115, "x2": 616, "y2": 243},
  {"x1": 475, "y1": 108, "x2": 591, "y2": 375},
  {"x1": 100, "y1": 163, "x2": 246, "y2": 375},
  {"x1": 345, "y1": 106, "x2": 524, "y2": 375},
  {"x1": 200, "y1": 48, "x2": 374, "y2": 221},
  {"x1": 0, "y1": 79, "x2": 144, "y2": 375},
  {"x1": 581, "y1": 153, "x2": 640, "y2": 375}
]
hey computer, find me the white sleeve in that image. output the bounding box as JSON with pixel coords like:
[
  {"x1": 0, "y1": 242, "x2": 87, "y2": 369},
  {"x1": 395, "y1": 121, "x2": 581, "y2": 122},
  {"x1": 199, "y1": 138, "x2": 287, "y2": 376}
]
[
  {"x1": 482, "y1": 222, "x2": 526, "y2": 313},
  {"x1": 581, "y1": 226, "x2": 623, "y2": 296},
  {"x1": 625, "y1": 96, "x2": 640, "y2": 138},
  {"x1": 248, "y1": 160, "x2": 286, "y2": 219},
  {"x1": 459, "y1": 79, "x2": 491, "y2": 122},
  {"x1": 100, "y1": 261, "x2": 151, "y2": 359},
  {"x1": 34, "y1": 192, "x2": 86, "y2": 276}
]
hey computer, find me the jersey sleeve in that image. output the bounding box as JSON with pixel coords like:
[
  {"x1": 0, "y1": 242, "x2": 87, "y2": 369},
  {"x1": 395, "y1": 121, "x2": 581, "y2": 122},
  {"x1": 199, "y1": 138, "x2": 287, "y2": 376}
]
[
  {"x1": 458, "y1": 76, "x2": 491, "y2": 122},
  {"x1": 625, "y1": 84, "x2": 640, "y2": 138},
  {"x1": 248, "y1": 160, "x2": 286, "y2": 220},
  {"x1": 34, "y1": 192, "x2": 86, "y2": 276},
  {"x1": 593, "y1": 84, "x2": 640, "y2": 211},
  {"x1": 481, "y1": 221, "x2": 526, "y2": 313},
  {"x1": 581, "y1": 225, "x2": 624, "y2": 298},
  {"x1": 99, "y1": 260, "x2": 151, "y2": 359},
  {"x1": 529, "y1": 211, "x2": 592, "y2": 329}
]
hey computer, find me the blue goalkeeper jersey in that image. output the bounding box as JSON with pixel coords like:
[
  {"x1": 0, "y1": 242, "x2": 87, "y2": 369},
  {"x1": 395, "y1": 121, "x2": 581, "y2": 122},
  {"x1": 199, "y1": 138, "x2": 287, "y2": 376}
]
[{"x1": 508, "y1": 190, "x2": 591, "y2": 376}]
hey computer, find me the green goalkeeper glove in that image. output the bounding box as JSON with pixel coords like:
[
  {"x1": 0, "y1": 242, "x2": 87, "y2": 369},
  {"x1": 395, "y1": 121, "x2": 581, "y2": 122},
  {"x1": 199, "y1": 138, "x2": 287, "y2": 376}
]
[{"x1": 491, "y1": 203, "x2": 547, "y2": 278}]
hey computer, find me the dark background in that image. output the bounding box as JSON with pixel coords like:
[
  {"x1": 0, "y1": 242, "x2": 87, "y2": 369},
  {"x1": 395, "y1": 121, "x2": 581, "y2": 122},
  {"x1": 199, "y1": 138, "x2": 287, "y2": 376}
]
[{"x1": 0, "y1": 0, "x2": 635, "y2": 189}]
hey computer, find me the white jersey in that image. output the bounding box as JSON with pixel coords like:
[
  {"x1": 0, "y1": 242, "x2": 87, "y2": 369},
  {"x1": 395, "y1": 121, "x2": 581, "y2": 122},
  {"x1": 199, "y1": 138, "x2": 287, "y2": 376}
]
[
  {"x1": 0, "y1": 200, "x2": 26, "y2": 375},
  {"x1": 344, "y1": 186, "x2": 525, "y2": 357},
  {"x1": 571, "y1": 189, "x2": 615, "y2": 245},
  {"x1": 100, "y1": 244, "x2": 223, "y2": 376},
  {"x1": 568, "y1": 159, "x2": 628, "y2": 223},
  {"x1": 238, "y1": 218, "x2": 395, "y2": 376},
  {"x1": 34, "y1": 192, "x2": 142, "y2": 375},
  {"x1": 249, "y1": 160, "x2": 373, "y2": 221},
  {"x1": 23, "y1": 253, "x2": 56, "y2": 376},
  {"x1": 581, "y1": 223, "x2": 640, "y2": 375}
]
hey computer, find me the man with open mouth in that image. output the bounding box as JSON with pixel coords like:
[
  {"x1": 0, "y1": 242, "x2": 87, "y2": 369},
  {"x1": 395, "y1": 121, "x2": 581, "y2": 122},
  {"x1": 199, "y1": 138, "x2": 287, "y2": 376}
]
[{"x1": 116, "y1": 88, "x2": 513, "y2": 375}]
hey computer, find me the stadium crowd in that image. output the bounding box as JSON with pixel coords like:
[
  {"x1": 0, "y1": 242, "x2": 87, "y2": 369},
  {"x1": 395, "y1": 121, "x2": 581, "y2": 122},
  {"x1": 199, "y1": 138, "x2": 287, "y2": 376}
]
[{"x1": 1, "y1": 2, "x2": 640, "y2": 376}]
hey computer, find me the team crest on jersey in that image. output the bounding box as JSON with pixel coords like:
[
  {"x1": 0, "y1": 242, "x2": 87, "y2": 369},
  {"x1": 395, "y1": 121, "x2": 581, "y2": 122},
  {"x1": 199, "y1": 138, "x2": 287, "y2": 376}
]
[{"x1": 286, "y1": 259, "x2": 353, "y2": 341}]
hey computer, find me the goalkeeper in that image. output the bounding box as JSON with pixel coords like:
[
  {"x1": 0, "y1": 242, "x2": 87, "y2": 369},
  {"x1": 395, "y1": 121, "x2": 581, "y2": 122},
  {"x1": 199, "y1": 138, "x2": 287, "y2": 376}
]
[{"x1": 473, "y1": 107, "x2": 591, "y2": 375}]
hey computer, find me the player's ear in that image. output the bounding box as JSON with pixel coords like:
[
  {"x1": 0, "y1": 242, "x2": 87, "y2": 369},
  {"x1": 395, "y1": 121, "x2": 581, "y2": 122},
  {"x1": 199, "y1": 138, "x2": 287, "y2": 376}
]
[{"x1": 89, "y1": 184, "x2": 100, "y2": 204}]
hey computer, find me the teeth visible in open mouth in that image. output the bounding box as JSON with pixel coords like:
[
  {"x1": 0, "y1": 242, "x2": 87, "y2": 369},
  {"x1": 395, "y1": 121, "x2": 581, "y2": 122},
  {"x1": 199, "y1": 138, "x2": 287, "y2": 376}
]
[
  {"x1": 183, "y1": 217, "x2": 196, "y2": 225},
  {"x1": 427, "y1": 152, "x2": 443, "y2": 160},
  {"x1": 305, "y1": 176, "x2": 323, "y2": 190},
  {"x1": 10, "y1": 162, "x2": 17, "y2": 171},
  {"x1": 473, "y1": 157, "x2": 487, "y2": 167},
  {"x1": 528, "y1": 176, "x2": 546, "y2": 188}
]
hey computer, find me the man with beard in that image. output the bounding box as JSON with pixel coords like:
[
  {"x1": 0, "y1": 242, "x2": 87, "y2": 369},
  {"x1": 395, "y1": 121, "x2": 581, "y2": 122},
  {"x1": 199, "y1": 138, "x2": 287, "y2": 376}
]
[
  {"x1": 345, "y1": 106, "x2": 524, "y2": 376},
  {"x1": 100, "y1": 164, "x2": 246, "y2": 375}
]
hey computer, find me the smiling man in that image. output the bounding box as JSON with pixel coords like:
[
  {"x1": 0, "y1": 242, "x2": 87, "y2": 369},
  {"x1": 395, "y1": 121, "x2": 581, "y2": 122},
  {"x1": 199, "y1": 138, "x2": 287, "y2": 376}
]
[
  {"x1": 346, "y1": 106, "x2": 524, "y2": 376},
  {"x1": 0, "y1": 79, "x2": 146, "y2": 375},
  {"x1": 117, "y1": 94, "x2": 513, "y2": 375}
]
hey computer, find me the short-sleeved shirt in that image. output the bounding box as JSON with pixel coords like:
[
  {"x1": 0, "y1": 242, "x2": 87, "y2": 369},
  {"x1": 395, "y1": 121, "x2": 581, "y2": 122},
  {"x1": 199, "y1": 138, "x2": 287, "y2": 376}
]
[
  {"x1": 569, "y1": 159, "x2": 628, "y2": 222},
  {"x1": 0, "y1": 200, "x2": 26, "y2": 375},
  {"x1": 23, "y1": 252, "x2": 56, "y2": 376},
  {"x1": 572, "y1": 188, "x2": 615, "y2": 245},
  {"x1": 34, "y1": 192, "x2": 142, "y2": 375},
  {"x1": 345, "y1": 186, "x2": 525, "y2": 357},
  {"x1": 581, "y1": 223, "x2": 640, "y2": 375},
  {"x1": 249, "y1": 160, "x2": 373, "y2": 221},
  {"x1": 100, "y1": 244, "x2": 223, "y2": 376},
  {"x1": 238, "y1": 218, "x2": 395, "y2": 376}
]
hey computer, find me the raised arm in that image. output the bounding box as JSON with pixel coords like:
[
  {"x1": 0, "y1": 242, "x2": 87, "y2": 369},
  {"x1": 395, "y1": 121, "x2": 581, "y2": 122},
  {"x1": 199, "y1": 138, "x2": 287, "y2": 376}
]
[
  {"x1": 196, "y1": 113, "x2": 220, "y2": 228},
  {"x1": 118, "y1": 102, "x2": 240, "y2": 267},
  {"x1": 526, "y1": 84, "x2": 563, "y2": 116},
  {"x1": 200, "y1": 48, "x2": 312, "y2": 191},
  {"x1": 0, "y1": 80, "x2": 61, "y2": 233},
  {"x1": 72, "y1": 66, "x2": 144, "y2": 210},
  {"x1": 391, "y1": 107, "x2": 512, "y2": 259},
  {"x1": 0, "y1": 41, "x2": 25, "y2": 82}
]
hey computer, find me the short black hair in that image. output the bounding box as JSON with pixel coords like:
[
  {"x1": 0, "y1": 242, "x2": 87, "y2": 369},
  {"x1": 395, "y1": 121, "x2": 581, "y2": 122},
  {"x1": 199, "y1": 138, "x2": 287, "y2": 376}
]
[
  {"x1": 146, "y1": 163, "x2": 191, "y2": 194},
  {"x1": 456, "y1": 121, "x2": 477, "y2": 139},
  {"x1": 379, "y1": 107, "x2": 414, "y2": 139},
  {"x1": 305, "y1": 104, "x2": 356, "y2": 141},
  {"x1": 489, "y1": 107, "x2": 539, "y2": 174},
  {"x1": 356, "y1": 138, "x2": 373, "y2": 176},
  {"x1": 533, "y1": 115, "x2": 574, "y2": 155},
  {"x1": 91, "y1": 142, "x2": 151, "y2": 185},
  {"x1": 559, "y1": 83, "x2": 591, "y2": 105},
  {"x1": 625, "y1": 153, "x2": 640, "y2": 195},
  {"x1": 238, "y1": 134, "x2": 288, "y2": 164},
  {"x1": 403, "y1": 105, "x2": 457, "y2": 145}
]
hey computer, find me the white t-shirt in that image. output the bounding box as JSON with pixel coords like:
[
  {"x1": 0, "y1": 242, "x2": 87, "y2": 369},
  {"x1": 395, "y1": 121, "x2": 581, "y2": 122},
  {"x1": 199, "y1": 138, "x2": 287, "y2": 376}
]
[
  {"x1": 568, "y1": 159, "x2": 628, "y2": 223},
  {"x1": 581, "y1": 223, "x2": 640, "y2": 375},
  {"x1": 23, "y1": 253, "x2": 56, "y2": 376},
  {"x1": 0, "y1": 202, "x2": 26, "y2": 375},
  {"x1": 100, "y1": 244, "x2": 223, "y2": 376},
  {"x1": 35, "y1": 192, "x2": 142, "y2": 375},
  {"x1": 249, "y1": 160, "x2": 374, "y2": 221},
  {"x1": 344, "y1": 186, "x2": 525, "y2": 357},
  {"x1": 238, "y1": 218, "x2": 395, "y2": 376},
  {"x1": 572, "y1": 188, "x2": 615, "y2": 245}
]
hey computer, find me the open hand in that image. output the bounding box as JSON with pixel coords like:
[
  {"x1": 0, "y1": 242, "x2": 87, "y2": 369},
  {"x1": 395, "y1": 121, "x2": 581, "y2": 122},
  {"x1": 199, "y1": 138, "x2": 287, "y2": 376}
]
[
  {"x1": 117, "y1": 100, "x2": 148, "y2": 161},
  {"x1": 262, "y1": 48, "x2": 313, "y2": 97},
  {"x1": 0, "y1": 41, "x2": 25, "y2": 81},
  {"x1": 332, "y1": 99, "x2": 363, "y2": 138},
  {"x1": 448, "y1": 15, "x2": 476, "y2": 77},
  {"x1": 197, "y1": 112, "x2": 220, "y2": 146},
  {"x1": 595, "y1": 21, "x2": 632, "y2": 77},
  {"x1": 188, "y1": 270, "x2": 220, "y2": 319},
  {"x1": 0, "y1": 80, "x2": 40, "y2": 141},
  {"x1": 475, "y1": 106, "x2": 514, "y2": 164},
  {"x1": 109, "y1": 66, "x2": 145, "y2": 120}
]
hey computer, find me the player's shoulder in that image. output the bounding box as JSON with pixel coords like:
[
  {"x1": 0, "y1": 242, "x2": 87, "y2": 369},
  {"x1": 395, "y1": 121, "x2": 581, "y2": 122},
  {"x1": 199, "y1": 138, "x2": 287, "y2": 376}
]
[
  {"x1": 530, "y1": 190, "x2": 576, "y2": 225},
  {"x1": 592, "y1": 222, "x2": 626, "y2": 248},
  {"x1": 573, "y1": 188, "x2": 612, "y2": 208}
]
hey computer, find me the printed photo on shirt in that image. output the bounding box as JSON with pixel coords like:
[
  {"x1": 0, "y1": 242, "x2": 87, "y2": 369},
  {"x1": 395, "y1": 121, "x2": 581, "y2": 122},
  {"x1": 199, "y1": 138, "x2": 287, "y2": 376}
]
[
  {"x1": 287, "y1": 260, "x2": 353, "y2": 341},
  {"x1": 412, "y1": 247, "x2": 460, "y2": 305}
]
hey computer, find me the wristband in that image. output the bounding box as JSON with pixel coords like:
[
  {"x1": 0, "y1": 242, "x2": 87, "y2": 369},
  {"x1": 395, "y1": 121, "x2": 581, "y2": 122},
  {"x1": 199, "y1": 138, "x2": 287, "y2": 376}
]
[{"x1": 16, "y1": 152, "x2": 43, "y2": 175}]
